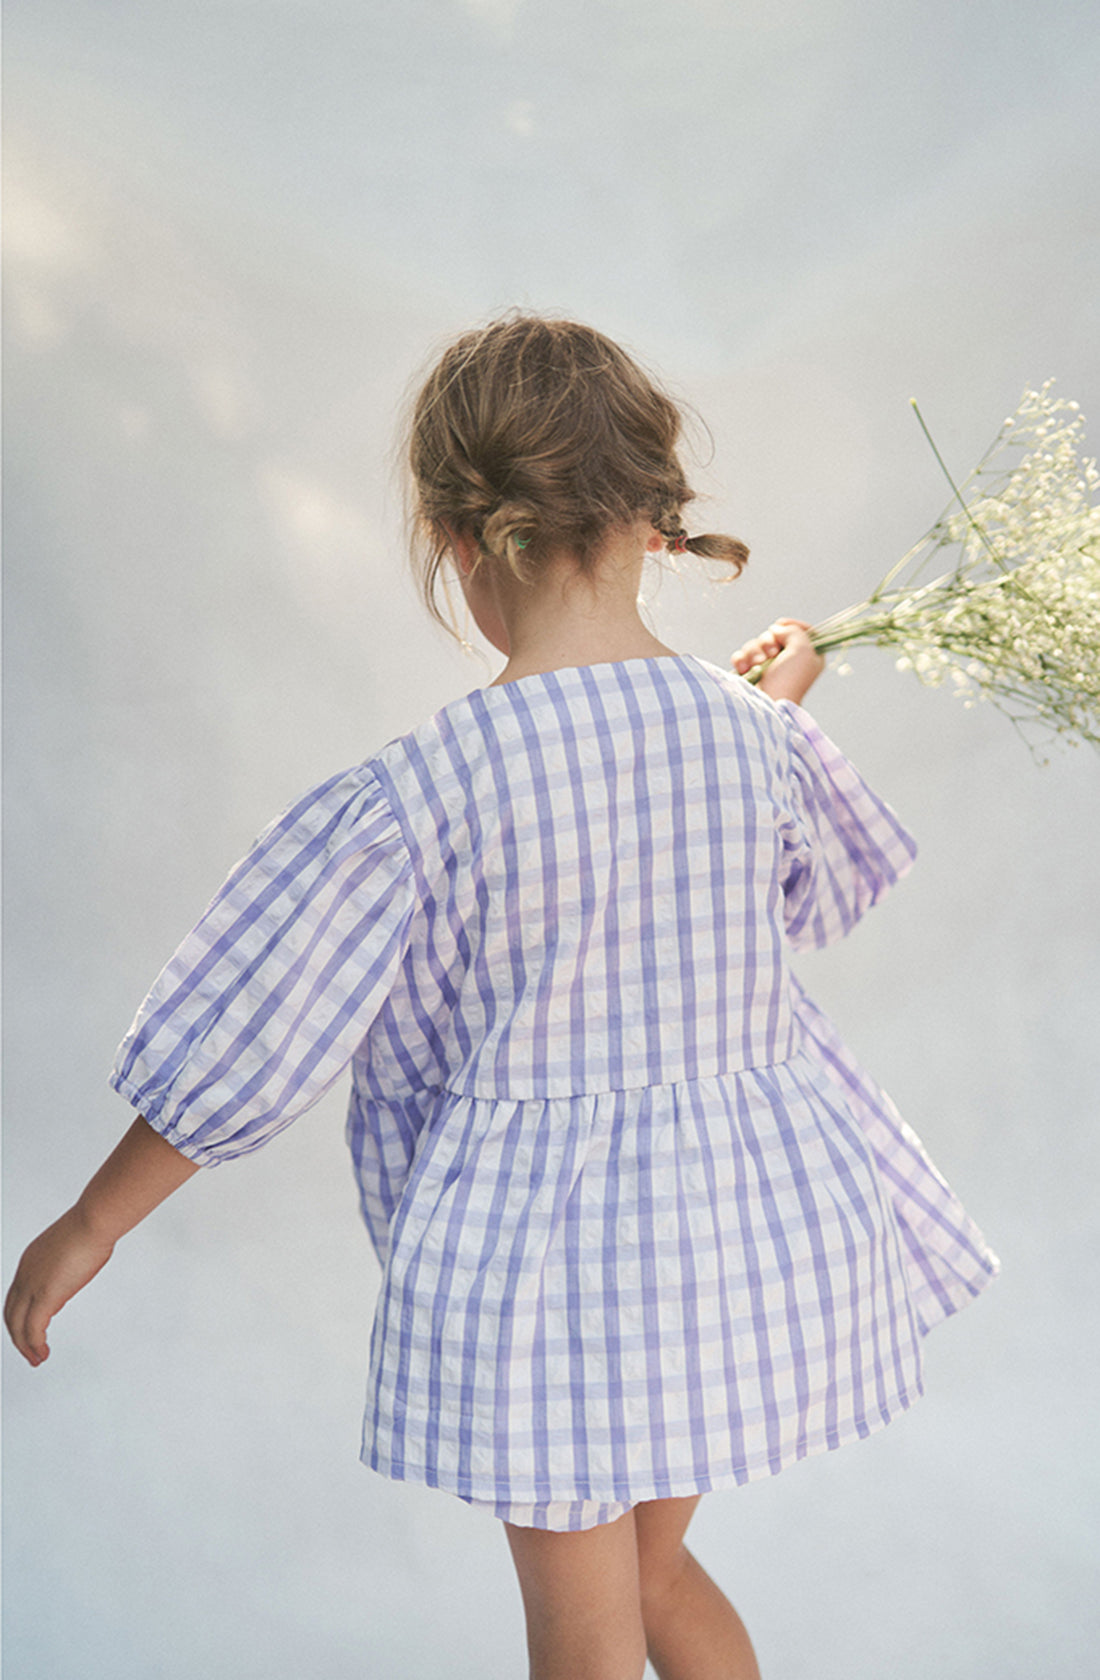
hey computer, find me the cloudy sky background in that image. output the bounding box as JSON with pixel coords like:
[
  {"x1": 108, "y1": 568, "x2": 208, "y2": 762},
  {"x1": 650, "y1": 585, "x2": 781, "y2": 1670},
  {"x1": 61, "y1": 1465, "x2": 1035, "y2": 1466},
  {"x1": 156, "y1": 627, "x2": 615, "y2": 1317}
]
[{"x1": 5, "y1": 3, "x2": 1100, "y2": 1676}]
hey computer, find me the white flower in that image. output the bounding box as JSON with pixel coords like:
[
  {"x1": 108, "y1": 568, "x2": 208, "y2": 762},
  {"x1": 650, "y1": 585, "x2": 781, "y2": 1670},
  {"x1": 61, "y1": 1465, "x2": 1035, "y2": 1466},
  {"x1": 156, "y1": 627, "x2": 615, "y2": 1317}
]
[{"x1": 806, "y1": 382, "x2": 1100, "y2": 752}]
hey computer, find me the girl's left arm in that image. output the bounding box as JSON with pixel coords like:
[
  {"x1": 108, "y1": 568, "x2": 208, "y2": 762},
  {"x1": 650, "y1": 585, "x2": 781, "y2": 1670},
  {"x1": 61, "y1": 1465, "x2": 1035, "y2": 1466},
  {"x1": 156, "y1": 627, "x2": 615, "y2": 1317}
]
[
  {"x1": 731, "y1": 619, "x2": 826, "y2": 705},
  {"x1": 4, "y1": 1118, "x2": 200, "y2": 1367}
]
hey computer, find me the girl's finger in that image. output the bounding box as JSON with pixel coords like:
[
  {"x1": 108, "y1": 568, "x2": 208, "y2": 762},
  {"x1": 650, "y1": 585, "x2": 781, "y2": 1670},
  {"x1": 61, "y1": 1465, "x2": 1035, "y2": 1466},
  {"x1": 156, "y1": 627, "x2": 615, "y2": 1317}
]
[
  {"x1": 5, "y1": 1297, "x2": 26, "y2": 1362},
  {"x1": 23, "y1": 1301, "x2": 52, "y2": 1364},
  {"x1": 8, "y1": 1300, "x2": 29, "y2": 1363},
  {"x1": 732, "y1": 618, "x2": 814, "y2": 670},
  {"x1": 766, "y1": 622, "x2": 808, "y2": 647},
  {"x1": 5, "y1": 1279, "x2": 51, "y2": 1365}
]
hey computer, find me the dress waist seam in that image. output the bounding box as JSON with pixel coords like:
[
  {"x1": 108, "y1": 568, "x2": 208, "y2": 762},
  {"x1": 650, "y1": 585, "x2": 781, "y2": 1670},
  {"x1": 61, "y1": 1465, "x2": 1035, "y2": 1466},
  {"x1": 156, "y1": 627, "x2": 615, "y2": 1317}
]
[{"x1": 438, "y1": 1053, "x2": 803, "y2": 1104}]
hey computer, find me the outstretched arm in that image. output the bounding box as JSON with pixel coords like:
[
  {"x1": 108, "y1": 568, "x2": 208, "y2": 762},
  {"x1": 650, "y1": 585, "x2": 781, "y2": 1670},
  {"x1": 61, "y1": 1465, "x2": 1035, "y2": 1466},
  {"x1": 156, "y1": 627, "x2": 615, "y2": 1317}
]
[
  {"x1": 731, "y1": 619, "x2": 826, "y2": 705},
  {"x1": 4, "y1": 1118, "x2": 200, "y2": 1367}
]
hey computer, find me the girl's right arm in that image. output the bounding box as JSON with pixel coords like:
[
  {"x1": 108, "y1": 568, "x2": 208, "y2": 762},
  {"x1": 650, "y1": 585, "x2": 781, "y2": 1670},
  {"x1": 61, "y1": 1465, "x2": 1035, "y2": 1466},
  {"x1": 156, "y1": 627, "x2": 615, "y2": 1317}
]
[{"x1": 4, "y1": 1118, "x2": 200, "y2": 1367}]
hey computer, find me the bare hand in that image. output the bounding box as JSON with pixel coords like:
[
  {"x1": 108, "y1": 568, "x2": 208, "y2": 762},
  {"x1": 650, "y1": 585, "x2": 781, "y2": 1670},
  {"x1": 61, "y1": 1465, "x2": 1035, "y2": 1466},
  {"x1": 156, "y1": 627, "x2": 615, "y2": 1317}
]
[
  {"x1": 4, "y1": 1207, "x2": 116, "y2": 1366},
  {"x1": 731, "y1": 618, "x2": 826, "y2": 704}
]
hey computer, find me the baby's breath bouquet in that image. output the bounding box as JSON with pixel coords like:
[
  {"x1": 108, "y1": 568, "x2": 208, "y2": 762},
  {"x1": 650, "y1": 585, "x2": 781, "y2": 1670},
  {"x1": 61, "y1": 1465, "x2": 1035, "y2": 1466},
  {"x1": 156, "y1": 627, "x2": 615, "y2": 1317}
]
[{"x1": 801, "y1": 382, "x2": 1100, "y2": 753}]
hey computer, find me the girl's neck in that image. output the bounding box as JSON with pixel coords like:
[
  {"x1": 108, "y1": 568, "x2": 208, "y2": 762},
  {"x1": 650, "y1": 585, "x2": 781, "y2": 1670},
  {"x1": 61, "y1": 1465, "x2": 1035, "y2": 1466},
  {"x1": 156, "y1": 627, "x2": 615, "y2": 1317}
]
[
  {"x1": 483, "y1": 526, "x2": 678, "y2": 687},
  {"x1": 488, "y1": 623, "x2": 677, "y2": 687}
]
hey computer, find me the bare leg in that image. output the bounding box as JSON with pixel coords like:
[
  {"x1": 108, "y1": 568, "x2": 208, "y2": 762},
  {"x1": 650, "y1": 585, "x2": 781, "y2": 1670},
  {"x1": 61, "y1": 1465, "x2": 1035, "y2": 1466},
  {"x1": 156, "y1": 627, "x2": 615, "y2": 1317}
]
[
  {"x1": 504, "y1": 1508, "x2": 648, "y2": 1680},
  {"x1": 634, "y1": 1496, "x2": 762, "y2": 1680}
]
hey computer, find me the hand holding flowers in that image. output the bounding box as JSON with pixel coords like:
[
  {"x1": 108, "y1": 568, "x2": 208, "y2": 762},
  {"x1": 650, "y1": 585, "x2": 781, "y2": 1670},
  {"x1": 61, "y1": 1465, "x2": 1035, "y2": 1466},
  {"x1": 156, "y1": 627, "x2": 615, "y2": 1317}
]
[
  {"x1": 732, "y1": 619, "x2": 825, "y2": 704},
  {"x1": 739, "y1": 382, "x2": 1100, "y2": 754}
]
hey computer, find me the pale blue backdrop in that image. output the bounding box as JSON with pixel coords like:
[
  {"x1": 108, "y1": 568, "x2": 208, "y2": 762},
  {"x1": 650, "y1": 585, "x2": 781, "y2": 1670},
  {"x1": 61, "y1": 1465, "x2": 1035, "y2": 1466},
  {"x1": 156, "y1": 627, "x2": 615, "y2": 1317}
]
[{"x1": 4, "y1": 3, "x2": 1099, "y2": 1676}]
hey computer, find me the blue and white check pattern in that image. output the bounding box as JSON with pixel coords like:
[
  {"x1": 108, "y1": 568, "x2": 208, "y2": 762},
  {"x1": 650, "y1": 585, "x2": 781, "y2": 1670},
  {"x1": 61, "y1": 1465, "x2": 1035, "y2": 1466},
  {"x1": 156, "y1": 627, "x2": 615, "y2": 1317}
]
[{"x1": 112, "y1": 654, "x2": 999, "y2": 1531}]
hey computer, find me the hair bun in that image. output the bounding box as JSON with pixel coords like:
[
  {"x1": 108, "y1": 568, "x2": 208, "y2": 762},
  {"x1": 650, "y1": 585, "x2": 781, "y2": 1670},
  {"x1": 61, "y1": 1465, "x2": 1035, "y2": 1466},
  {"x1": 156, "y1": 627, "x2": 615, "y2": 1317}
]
[{"x1": 407, "y1": 314, "x2": 749, "y2": 641}]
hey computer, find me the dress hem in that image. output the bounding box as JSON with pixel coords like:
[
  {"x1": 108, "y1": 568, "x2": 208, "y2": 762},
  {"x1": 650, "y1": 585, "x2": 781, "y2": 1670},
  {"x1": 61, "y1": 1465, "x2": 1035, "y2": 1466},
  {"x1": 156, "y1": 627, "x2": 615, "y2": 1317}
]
[
  {"x1": 361, "y1": 1376, "x2": 928, "y2": 1516},
  {"x1": 909, "y1": 1254, "x2": 1001, "y2": 1335}
]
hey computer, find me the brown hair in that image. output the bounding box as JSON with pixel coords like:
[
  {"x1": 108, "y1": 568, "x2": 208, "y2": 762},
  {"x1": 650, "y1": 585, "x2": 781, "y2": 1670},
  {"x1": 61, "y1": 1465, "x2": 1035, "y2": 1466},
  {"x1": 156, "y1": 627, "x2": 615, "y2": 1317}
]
[{"x1": 404, "y1": 313, "x2": 748, "y2": 640}]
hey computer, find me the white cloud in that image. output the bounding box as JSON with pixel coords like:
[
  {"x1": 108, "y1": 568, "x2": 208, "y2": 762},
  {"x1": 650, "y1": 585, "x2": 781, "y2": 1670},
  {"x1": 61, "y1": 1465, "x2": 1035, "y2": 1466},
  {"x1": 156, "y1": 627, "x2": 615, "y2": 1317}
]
[
  {"x1": 2, "y1": 166, "x2": 92, "y2": 274},
  {"x1": 504, "y1": 99, "x2": 536, "y2": 138},
  {"x1": 190, "y1": 360, "x2": 254, "y2": 442},
  {"x1": 258, "y1": 464, "x2": 371, "y2": 555},
  {"x1": 458, "y1": 0, "x2": 522, "y2": 40}
]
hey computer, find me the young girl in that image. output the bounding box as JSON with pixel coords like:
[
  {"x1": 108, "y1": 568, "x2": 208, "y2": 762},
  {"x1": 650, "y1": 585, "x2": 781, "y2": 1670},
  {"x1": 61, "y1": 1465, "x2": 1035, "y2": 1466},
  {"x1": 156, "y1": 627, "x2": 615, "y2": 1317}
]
[{"x1": 6, "y1": 315, "x2": 999, "y2": 1680}]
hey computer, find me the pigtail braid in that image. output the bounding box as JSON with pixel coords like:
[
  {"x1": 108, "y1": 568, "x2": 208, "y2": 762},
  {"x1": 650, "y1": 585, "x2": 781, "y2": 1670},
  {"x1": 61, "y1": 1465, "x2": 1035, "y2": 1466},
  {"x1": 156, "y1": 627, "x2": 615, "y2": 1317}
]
[{"x1": 654, "y1": 510, "x2": 749, "y2": 575}]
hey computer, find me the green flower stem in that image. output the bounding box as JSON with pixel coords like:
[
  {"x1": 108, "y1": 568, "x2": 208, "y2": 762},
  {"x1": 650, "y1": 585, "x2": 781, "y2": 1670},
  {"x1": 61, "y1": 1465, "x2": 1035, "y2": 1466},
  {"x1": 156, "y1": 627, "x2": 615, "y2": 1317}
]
[
  {"x1": 910, "y1": 399, "x2": 1006, "y2": 568},
  {"x1": 741, "y1": 384, "x2": 1099, "y2": 753}
]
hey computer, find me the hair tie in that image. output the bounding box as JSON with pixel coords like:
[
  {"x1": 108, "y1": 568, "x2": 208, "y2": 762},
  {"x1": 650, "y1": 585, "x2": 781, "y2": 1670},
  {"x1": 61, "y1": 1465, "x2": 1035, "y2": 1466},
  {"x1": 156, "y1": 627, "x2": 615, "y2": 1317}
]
[
  {"x1": 514, "y1": 535, "x2": 530, "y2": 550},
  {"x1": 670, "y1": 532, "x2": 690, "y2": 554}
]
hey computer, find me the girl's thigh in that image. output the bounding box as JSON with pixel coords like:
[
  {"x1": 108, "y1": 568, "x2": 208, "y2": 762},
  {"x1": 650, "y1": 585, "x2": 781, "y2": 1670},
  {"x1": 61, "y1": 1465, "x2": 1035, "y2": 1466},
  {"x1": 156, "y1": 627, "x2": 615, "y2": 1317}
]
[
  {"x1": 502, "y1": 1495, "x2": 704, "y2": 1679},
  {"x1": 504, "y1": 1506, "x2": 647, "y2": 1679},
  {"x1": 633, "y1": 1492, "x2": 703, "y2": 1585}
]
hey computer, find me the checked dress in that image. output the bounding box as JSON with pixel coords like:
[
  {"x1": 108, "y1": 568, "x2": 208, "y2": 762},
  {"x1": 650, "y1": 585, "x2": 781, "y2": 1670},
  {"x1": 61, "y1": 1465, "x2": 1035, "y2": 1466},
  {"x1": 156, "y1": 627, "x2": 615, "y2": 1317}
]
[{"x1": 111, "y1": 654, "x2": 999, "y2": 1530}]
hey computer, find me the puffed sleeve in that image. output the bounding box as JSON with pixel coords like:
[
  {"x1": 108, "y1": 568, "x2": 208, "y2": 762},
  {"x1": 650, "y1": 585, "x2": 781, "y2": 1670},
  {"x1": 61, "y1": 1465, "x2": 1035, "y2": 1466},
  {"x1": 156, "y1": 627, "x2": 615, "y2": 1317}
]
[
  {"x1": 773, "y1": 698, "x2": 917, "y2": 951},
  {"x1": 109, "y1": 763, "x2": 416, "y2": 1167}
]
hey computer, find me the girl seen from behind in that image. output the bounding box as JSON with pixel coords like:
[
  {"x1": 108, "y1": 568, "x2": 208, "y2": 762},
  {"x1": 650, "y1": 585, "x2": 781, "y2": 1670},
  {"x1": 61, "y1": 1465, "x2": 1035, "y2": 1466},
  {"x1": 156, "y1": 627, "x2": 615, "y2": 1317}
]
[{"x1": 5, "y1": 314, "x2": 1000, "y2": 1680}]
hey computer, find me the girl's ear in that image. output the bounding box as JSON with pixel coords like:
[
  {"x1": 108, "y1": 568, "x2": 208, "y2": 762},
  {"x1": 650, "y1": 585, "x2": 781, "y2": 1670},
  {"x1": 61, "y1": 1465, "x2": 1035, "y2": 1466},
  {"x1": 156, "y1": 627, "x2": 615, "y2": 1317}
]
[{"x1": 444, "y1": 525, "x2": 479, "y2": 577}]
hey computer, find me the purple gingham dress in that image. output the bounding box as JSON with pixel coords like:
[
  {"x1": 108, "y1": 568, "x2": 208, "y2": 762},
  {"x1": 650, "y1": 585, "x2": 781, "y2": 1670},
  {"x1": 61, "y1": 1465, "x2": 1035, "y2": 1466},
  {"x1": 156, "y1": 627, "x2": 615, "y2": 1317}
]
[{"x1": 110, "y1": 654, "x2": 999, "y2": 1531}]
